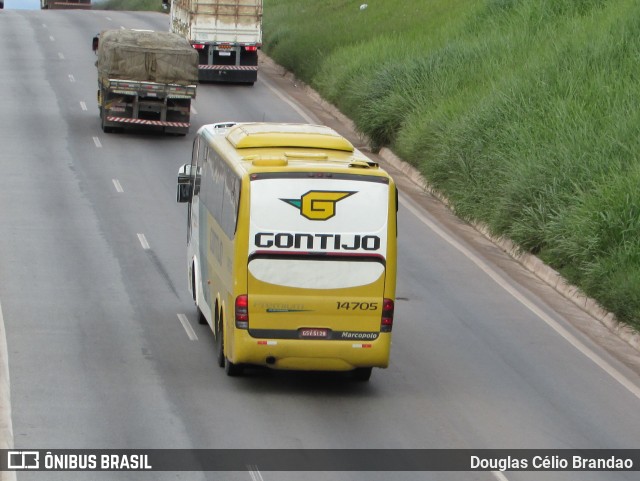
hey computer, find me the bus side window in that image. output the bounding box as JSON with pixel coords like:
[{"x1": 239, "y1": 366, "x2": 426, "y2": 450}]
[{"x1": 192, "y1": 136, "x2": 207, "y2": 196}]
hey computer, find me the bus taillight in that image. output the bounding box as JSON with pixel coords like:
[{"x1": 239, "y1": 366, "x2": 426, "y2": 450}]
[
  {"x1": 235, "y1": 295, "x2": 249, "y2": 329},
  {"x1": 380, "y1": 298, "x2": 394, "y2": 332}
]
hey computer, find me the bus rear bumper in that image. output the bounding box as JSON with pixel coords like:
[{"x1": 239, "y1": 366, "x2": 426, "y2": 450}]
[{"x1": 230, "y1": 333, "x2": 391, "y2": 371}]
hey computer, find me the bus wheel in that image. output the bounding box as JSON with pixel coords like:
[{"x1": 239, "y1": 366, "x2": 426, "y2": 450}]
[
  {"x1": 215, "y1": 314, "x2": 225, "y2": 368},
  {"x1": 224, "y1": 358, "x2": 243, "y2": 377},
  {"x1": 352, "y1": 367, "x2": 372, "y2": 382}
]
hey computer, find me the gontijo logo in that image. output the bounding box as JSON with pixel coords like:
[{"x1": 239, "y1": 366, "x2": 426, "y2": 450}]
[{"x1": 281, "y1": 190, "x2": 356, "y2": 221}]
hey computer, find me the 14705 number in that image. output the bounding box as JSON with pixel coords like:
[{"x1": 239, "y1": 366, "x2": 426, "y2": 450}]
[{"x1": 336, "y1": 302, "x2": 379, "y2": 311}]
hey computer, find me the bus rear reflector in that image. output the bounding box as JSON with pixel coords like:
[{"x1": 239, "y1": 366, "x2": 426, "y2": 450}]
[
  {"x1": 380, "y1": 298, "x2": 394, "y2": 332},
  {"x1": 235, "y1": 295, "x2": 249, "y2": 329}
]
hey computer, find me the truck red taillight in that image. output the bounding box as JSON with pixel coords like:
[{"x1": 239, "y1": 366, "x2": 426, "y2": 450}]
[
  {"x1": 244, "y1": 45, "x2": 258, "y2": 52},
  {"x1": 380, "y1": 298, "x2": 394, "y2": 332},
  {"x1": 235, "y1": 295, "x2": 249, "y2": 329},
  {"x1": 192, "y1": 43, "x2": 205, "y2": 50}
]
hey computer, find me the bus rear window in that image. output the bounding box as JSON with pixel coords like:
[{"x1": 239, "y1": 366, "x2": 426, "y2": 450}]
[{"x1": 248, "y1": 255, "x2": 385, "y2": 289}]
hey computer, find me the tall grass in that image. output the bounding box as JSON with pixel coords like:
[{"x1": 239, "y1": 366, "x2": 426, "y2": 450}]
[{"x1": 264, "y1": 0, "x2": 640, "y2": 330}]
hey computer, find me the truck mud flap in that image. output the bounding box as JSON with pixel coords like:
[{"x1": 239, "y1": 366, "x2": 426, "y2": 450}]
[
  {"x1": 198, "y1": 65, "x2": 258, "y2": 84},
  {"x1": 103, "y1": 116, "x2": 190, "y2": 135}
]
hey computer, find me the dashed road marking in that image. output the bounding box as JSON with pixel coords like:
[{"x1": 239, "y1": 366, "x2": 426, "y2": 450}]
[
  {"x1": 137, "y1": 233, "x2": 150, "y2": 250},
  {"x1": 80, "y1": 101, "x2": 87, "y2": 111},
  {"x1": 177, "y1": 314, "x2": 198, "y2": 341},
  {"x1": 92, "y1": 137, "x2": 102, "y2": 148},
  {"x1": 112, "y1": 179, "x2": 123, "y2": 193}
]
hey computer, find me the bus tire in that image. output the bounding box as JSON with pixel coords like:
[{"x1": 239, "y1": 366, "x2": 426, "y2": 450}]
[
  {"x1": 352, "y1": 367, "x2": 372, "y2": 382},
  {"x1": 215, "y1": 310, "x2": 225, "y2": 368},
  {"x1": 224, "y1": 358, "x2": 243, "y2": 377}
]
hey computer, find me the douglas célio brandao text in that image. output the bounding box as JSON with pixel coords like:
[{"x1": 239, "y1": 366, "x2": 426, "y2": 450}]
[{"x1": 470, "y1": 454, "x2": 634, "y2": 471}]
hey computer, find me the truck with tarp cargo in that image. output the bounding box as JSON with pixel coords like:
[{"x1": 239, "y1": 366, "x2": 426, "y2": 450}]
[
  {"x1": 93, "y1": 29, "x2": 198, "y2": 135},
  {"x1": 163, "y1": 0, "x2": 262, "y2": 85}
]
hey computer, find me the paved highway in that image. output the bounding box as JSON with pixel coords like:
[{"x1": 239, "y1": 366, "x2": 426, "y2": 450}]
[{"x1": 0, "y1": 8, "x2": 639, "y2": 481}]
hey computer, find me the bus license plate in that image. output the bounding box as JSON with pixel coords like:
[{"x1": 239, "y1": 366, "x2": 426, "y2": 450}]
[{"x1": 299, "y1": 328, "x2": 329, "y2": 339}]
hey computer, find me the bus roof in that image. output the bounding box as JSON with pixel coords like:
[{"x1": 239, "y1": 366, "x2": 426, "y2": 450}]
[
  {"x1": 200, "y1": 122, "x2": 385, "y2": 174},
  {"x1": 227, "y1": 123, "x2": 355, "y2": 152}
]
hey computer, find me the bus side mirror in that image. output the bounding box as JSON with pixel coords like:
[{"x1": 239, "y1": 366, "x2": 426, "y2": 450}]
[
  {"x1": 162, "y1": 0, "x2": 170, "y2": 10},
  {"x1": 177, "y1": 164, "x2": 200, "y2": 202},
  {"x1": 177, "y1": 164, "x2": 194, "y2": 203},
  {"x1": 92, "y1": 35, "x2": 99, "y2": 53}
]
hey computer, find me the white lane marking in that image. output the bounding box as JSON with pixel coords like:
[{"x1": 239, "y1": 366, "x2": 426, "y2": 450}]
[
  {"x1": 0, "y1": 301, "x2": 15, "y2": 459},
  {"x1": 493, "y1": 472, "x2": 510, "y2": 481},
  {"x1": 120, "y1": 26, "x2": 125, "y2": 30},
  {"x1": 260, "y1": 77, "x2": 315, "y2": 123},
  {"x1": 58, "y1": 52, "x2": 65, "y2": 60},
  {"x1": 400, "y1": 194, "x2": 640, "y2": 401},
  {"x1": 191, "y1": 105, "x2": 198, "y2": 115},
  {"x1": 49, "y1": 35, "x2": 55, "y2": 42},
  {"x1": 93, "y1": 137, "x2": 102, "y2": 148},
  {"x1": 112, "y1": 179, "x2": 124, "y2": 193},
  {"x1": 80, "y1": 101, "x2": 87, "y2": 111},
  {"x1": 68, "y1": 74, "x2": 75, "y2": 83},
  {"x1": 42, "y1": 23, "x2": 47, "y2": 28},
  {"x1": 248, "y1": 466, "x2": 264, "y2": 481},
  {"x1": 177, "y1": 314, "x2": 198, "y2": 341},
  {"x1": 106, "y1": 16, "x2": 112, "y2": 21},
  {"x1": 137, "y1": 233, "x2": 150, "y2": 250}
]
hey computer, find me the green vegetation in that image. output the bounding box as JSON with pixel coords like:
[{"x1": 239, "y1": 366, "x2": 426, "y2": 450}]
[
  {"x1": 94, "y1": 0, "x2": 164, "y2": 12},
  {"x1": 264, "y1": 0, "x2": 640, "y2": 331}
]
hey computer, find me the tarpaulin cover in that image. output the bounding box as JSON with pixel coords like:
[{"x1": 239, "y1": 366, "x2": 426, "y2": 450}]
[{"x1": 96, "y1": 29, "x2": 198, "y2": 85}]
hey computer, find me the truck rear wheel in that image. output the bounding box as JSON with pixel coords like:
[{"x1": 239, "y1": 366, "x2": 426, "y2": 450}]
[{"x1": 101, "y1": 110, "x2": 114, "y2": 134}]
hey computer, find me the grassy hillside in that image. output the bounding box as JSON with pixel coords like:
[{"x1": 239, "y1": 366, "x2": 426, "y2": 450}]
[{"x1": 264, "y1": 0, "x2": 640, "y2": 331}]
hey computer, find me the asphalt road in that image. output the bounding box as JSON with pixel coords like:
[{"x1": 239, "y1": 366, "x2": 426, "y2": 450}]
[{"x1": 0, "y1": 8, "x2": 639, "y2": 481}]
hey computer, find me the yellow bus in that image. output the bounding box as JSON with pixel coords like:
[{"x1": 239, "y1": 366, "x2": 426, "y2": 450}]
[{"x1": 176, "y1": 122, "x2": 397, "y2": 381}]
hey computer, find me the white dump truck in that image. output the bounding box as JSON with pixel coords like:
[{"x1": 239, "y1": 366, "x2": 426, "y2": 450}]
[
  {"x1": 93, "y1": 29, "x2": 198, "y2": 135},
  {"x1": 164, "y1": 0, "x2": 263, "y2": 85}
]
